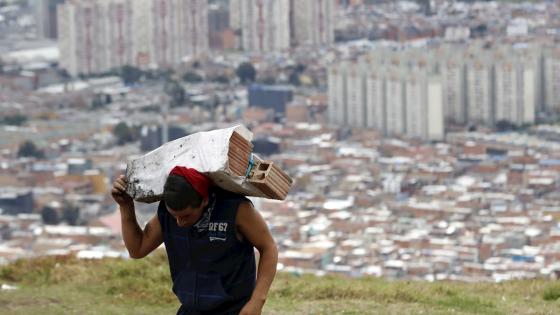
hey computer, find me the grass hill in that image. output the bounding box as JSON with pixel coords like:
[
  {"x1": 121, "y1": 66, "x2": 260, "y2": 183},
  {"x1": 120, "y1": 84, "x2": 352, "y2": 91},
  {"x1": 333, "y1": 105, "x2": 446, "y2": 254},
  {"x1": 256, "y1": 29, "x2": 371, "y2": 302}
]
[{"x1": 1, "y1": 251, "x2": 559, "y2": 315}]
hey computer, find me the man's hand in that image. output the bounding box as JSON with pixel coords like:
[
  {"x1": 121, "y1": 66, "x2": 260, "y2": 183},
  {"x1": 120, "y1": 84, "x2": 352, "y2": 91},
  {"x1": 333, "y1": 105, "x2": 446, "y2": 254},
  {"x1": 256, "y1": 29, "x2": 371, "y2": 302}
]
[
  {"x1": 111, "y1": 174, "x2": 133, "y2": 207},
  {"x1": 239, "y1": 298, "x2": 264, "y2": 315},
  {"x1": 113, "y1": 174, "x2": 163, "y2": 259}
]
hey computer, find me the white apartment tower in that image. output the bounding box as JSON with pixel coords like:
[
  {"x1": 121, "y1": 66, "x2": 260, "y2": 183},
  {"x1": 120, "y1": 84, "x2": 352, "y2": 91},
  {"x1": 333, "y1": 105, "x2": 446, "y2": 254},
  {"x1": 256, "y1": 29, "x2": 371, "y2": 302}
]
[
  {"x1": 466, "y1": 55, "x2": 494, "y2": 126},
  {"x1": 346, "y1": 62, "x2": 367, "y2": 128},
  {"x1": 229, "y1": 0, "x2": 242, "y2": 30},
  {"x1": 59, "y1": 0, "x2": 135, "y2": 76},
  {"x1": 106, "y1": 0, "x2": 135, "y2": 71},
  {"x1": 149, "y1": 0, "x2": 209, "y2": 66},
  {"x1": 327, "y1": 63, "x2": 347, "y2": 126},
  {"x1": 404, "y1": 71, "x2": 444, "y2": 140},
  {"x1": 440, "y1": 52, "x2": 467, "y2": 124},
  {"x1": 58, "y1": 0, "x2": 209, "y2": 76},
  {"x1": 36, "y1": 0, "x2": 65, "y2": 39},
  {"x1": 364, "y1": 59, "x2": 386, "y2": 132},
  {"x1": 327, "y1": 43, "x2": 549, "y2": 139},
  {"x1": 543, "y1": 47, "x2": 560, "y2": 111},
  {"x1": 239, "y1": 0, "x2": 290, "y2": 52},
  {"x1": 327, "y1": 52, "x2": 444, "y2": 141},
  {"x1": 384, "y1": 67, "x2": 407, "y2": 136},
  {"x1": 494, "y1": 52, "x2": 536, "y2": 125},
  {"x1": 292, "y1": 0, "x2": 335, "y2": 46}
]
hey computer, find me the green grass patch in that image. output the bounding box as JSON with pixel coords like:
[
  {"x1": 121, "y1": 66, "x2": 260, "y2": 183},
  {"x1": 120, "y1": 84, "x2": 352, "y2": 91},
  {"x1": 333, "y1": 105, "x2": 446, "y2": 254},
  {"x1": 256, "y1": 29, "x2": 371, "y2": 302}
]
[
  {"x1": 1, "y1": 251, "x2": 560, "y2": 314},
  {"x1": 543, "y1": 283, "x2": 560, "y2": 301}
]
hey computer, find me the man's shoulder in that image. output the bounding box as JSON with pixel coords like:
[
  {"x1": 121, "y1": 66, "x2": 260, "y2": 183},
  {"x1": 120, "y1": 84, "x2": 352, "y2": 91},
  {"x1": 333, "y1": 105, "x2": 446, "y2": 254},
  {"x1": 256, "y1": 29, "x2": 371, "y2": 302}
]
[{"x1": 214, "y1": 186, "x2": 250, "y2": 203}]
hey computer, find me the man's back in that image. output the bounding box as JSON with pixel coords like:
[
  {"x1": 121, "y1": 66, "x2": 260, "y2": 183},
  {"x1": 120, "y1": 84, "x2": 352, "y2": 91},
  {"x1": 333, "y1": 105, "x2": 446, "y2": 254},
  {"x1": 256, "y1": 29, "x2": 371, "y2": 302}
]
[{"x1": 157, "y1": 188, "x2": 256, "y2": 315}]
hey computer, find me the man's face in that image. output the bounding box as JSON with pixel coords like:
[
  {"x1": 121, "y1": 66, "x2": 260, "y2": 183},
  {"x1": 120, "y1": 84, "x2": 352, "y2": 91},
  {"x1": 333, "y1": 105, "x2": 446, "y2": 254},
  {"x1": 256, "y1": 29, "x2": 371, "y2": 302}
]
[{"x1": 166, "y1": 199, "x2": 208, "y2": 228}]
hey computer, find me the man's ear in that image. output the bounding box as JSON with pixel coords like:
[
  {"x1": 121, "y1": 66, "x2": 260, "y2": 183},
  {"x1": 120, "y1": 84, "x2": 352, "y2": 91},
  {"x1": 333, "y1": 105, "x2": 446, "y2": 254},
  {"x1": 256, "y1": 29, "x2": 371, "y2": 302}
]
[{"x1": 202, "y1": 198, "x2": 209, "y2": 208}]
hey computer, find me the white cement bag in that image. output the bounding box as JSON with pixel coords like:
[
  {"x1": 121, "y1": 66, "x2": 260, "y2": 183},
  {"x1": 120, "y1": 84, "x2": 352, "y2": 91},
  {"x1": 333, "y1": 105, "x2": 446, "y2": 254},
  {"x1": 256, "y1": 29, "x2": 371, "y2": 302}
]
[{"x1": 125, "y1": 125, "x2": 269, "y2": 203}]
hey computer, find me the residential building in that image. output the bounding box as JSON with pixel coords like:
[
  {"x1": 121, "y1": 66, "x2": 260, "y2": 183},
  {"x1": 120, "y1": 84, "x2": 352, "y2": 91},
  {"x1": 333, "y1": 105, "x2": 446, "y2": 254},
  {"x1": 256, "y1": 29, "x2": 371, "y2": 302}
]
[
  {"x1": 58, "y1": 0, "x2": 209, "y2": 76},
  {"x1": 208, "y1": 3, "x2": 230, "y2": 49},
  {"x1": 248, "y1": 84, "x2": 294, "y2": 114},
  {"x1": 36, "y1": 0, "x2": 66, "y2": 39},
  {"x1": 404, "y1": 71, "x2": 444, "y2": 140},
  {"x1": 384, "y1": 68, "x2": 407, "y2": 136},
  {"x1": 439, "y1": 49, "x2": 468, "y2": 124},
  {"x1": 466, "y1": 52, "x2": 494, "y2": 126},
  {"x1": 327, "y1": 63, "x2": 347, "y2": 126},
  {"x1": 364, "y1": 63, "x2": 386, "y2": 132},
  {"x1": 328, "y1": 51, "x2": 442, "y2": 140},
  {"x1": 346, "y1": 62, "x2": 366, "y2": 128},
  {"x1": 494, "y1": 50, "x2": 536, "y2": 125},
  {"x1": 543, "y1": 47, "x2": 560, "y2": 112},
  {"x1": 238, "y1": 0, "x2": 290, "y2": 52},
  {"x1": 292, "y1": 0, "x2": 336, "y2": 46}
]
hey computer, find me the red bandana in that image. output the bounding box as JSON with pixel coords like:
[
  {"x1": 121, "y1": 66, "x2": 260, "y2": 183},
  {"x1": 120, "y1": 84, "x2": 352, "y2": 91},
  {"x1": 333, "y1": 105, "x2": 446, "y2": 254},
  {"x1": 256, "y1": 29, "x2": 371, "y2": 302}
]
[{"x1": 169, "y1": 166, "x2": 211, "y2": 201}]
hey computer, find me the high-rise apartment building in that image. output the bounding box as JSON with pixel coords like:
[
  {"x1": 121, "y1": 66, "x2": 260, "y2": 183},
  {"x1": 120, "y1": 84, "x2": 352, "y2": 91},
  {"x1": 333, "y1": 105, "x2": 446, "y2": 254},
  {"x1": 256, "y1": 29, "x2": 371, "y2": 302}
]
[
  {"x1": 543, "y1": 47, "x2": 560, "y2": 112},
  {"x1": 58, "y1": 0, "x2": 209, "y2": 76},
  {"x1": 149, "y1": 0, "x2": 208, "y2": 65},
  {"x1": 466, "y1": 53, "x2": 494, "y2": 126},
  {"x1": 327, "y1": 50, "x2": 445, "y2": 141},
  {"x1": 292, "y1": 0, "x2": 335, "y2": 46},
  {"x1": 327, "y1": 63, "x2": 347, "y2": 126},
  {"x1": 384, "y1": 69, "x2": 407, "y2": 136},
  {"x1": 208, "y1": 4, "x2": 230, "y2": 49},
  {"x1": 230, "y1": 0, "x2": 336, "y2": 52},
  {"x1": 494, "y1": 50, "x2": 536, "y2": 125},
  {"x1": 364, "y1": 59, "x2": 386, "y2": 131},
  {"x1": 346, "y1": 62, "x2": 367, "y2": 128},
  {"x1": 239, "y1": 0, "x2": 290, "y2": 52},
  {"x1": 59, "y1": 0, "x2": 134, "y2": 76},
  {"x1": 229, "y1": 0, "x2": 242, "y2": 30},
  {"x1": 404, "y1": 71, "x2": 444, "y2": 140},
  {"x1": 439, "y1": 48, "x2": 468, "y2": 125},
  {"x1": 36, "y1": 0, "x2": 66, "y2": 39},
  {"x1": 327, "y1": 42, "x2": 550, "y2": 140}
]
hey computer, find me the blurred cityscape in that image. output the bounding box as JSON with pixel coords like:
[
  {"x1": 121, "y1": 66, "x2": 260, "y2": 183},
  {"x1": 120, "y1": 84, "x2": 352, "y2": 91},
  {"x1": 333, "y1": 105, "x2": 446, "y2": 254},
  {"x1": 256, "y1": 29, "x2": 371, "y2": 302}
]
[{"x1": 1, "y1": 0, "x2": 560, "y2": 283}]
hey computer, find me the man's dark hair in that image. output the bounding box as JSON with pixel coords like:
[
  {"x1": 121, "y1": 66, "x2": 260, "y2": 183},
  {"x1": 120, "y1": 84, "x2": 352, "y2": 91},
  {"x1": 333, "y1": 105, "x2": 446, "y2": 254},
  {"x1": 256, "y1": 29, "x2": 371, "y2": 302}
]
[{"x1": 163, "y1": 175, "x2": 203, "y2": 210}]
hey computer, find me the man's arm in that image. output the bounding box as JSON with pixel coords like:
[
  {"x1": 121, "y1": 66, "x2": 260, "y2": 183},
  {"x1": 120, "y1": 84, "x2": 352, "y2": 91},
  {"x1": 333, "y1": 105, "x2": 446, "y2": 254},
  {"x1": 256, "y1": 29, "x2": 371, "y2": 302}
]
[
  {"x1": 119, "y1": 208, "x2": 163, "y2": 259},
  {"x1": 112, "y1": 175, "x2": 163, "y2": 259},
  {"x1": 236, "y1": 201, "x2": 278, "y2": 315}
]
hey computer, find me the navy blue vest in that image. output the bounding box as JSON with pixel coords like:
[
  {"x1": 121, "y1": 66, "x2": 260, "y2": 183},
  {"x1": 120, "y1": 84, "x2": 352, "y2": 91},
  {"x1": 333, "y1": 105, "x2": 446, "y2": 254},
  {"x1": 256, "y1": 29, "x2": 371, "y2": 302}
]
[{"x1": 157, "y1": 188, "x2": 256, "y2": 315}]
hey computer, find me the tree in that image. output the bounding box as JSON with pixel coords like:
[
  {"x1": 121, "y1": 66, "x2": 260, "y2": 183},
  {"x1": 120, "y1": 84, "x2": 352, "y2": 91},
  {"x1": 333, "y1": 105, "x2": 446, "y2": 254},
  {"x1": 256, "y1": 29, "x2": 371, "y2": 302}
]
[
  {"x1": 288, "y1": 63, "x2": 306, "y2": 86},
  {"x1": 41, "y1": 206, "x2": 60, "y2": 225},
  {"x1": 261, "y1": 77, "x2": 276, "y2": 85},
  {"x1": 496, "y1": 120, "x2": 516, "y2": 132},
  {"x1": 62, "y1": 204, "x2": 80, "y2": 225},
  {"x1": 113, "y1": 122, "x2": 137, "y2": 145},
  {"x1": 58, "y1": 69, "x2": 71, "y2": 92},
  {"x1": 213, "y1": 75, "x2": 230, "y2": 84},
  {"x1": 1, "y1": 114, "x2": 27, "y2": 126},
  {"x1": 164, "y1": 80, "x2": 186, "y2": 107},
  {"x1": 182, "y1": 71, "x2": 203, "y2": 83},
  {"x1": 17, "y1": 140, "x2": 45, "y2": 159},
  {"x1": 236, "y1": 62, "x2": 256, "y2": 84},
  {"x1": 120, "y1": 65, "x2": 143, "y2": 85},
  {"x1": 91, "y1": 94, "x2": 106, "y2": 110},
  {"x1": 288, "y1": 71, "x2": 301, "y2": 86}
]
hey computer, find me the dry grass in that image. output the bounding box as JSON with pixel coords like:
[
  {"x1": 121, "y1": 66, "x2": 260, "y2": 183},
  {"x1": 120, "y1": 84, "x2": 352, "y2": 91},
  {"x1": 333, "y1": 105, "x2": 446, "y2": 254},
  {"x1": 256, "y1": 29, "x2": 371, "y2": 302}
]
[{"x1": 1, "y1": 251, "x2": 559, "y2": 314}]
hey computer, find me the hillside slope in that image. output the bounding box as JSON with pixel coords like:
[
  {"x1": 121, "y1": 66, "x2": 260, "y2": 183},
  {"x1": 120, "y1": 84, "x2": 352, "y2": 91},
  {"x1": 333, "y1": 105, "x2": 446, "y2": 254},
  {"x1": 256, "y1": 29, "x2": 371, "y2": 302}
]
[{"x1": 1, "y1": 251, "x2": 559, "y2": 315}]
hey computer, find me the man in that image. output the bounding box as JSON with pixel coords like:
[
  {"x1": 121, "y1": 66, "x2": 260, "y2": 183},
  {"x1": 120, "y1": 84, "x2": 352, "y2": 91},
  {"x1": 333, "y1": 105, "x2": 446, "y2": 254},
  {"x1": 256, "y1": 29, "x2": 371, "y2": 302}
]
[{"x1": 111, "y1": 166, "x2": 278, "y2": 315}]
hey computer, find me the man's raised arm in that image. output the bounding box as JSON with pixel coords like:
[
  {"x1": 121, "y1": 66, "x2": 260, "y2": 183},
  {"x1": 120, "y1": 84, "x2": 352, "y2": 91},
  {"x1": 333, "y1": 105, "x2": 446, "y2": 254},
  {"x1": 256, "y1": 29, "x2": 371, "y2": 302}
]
[{"x1": 111, "y1": 175, "x2": 163, "y2": 259}]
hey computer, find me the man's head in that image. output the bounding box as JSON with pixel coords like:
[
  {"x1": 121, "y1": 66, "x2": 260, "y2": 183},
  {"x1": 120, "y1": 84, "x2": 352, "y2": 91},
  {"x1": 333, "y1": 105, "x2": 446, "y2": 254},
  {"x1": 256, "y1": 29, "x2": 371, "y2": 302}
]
[{"x1": 163, "y1": 167, "x2": 211, "y2": 227}]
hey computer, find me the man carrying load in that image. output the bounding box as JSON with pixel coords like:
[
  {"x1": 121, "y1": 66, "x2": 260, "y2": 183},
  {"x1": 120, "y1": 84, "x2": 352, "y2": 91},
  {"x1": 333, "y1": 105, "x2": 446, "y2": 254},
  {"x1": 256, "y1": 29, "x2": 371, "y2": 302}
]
[{"x1": 111, "y1": 165, "x2": 278, "y2": 315}]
